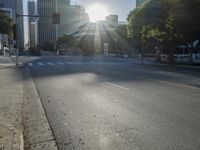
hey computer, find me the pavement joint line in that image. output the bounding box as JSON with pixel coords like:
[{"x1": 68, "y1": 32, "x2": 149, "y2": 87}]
[
  {"x1": 105, "y1": 82, "x2": 130, "y2": 91},
  {"x1": 28, "y1": 139, "x2": 56, "y2": 146}
]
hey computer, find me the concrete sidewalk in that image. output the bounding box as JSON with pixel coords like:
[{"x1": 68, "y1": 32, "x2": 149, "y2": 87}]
[
  {"x1": 0, "y1": 65, "x2": 24, "y2": 149},
  {"x1": 0, "y1": 56, "x2": 16, "y2": 66}
]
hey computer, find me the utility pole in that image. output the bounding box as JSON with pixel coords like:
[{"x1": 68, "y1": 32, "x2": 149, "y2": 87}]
[
  {"x1": 15, "y1": 0, "x2": 19, "y2": 66},
  {"x1": 141, "y1": 42, "x2": 144, "y2": 64}
]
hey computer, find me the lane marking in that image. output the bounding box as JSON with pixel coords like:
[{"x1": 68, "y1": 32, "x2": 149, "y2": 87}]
[
  {"x1": 47, "y1": 62, "x2": 55, "y2": 66},
  {"x1": 28, "y1": 63, "x2": 33, "y2": 67},
  {"x1": 38, "y1": 62, "x2": 44, "y2": 66},
  {"x1": 102, "y1": 65, "x2": 199, "y2": 90},
  {"x1": 105, "y1": 82, "x2": 130, "y2": 91},
  {"x1": 65, "y1": 62, "x2": 75, "y2": 65},
  {"x1": 56, "y1": 62, "x2": 65, "y2": 65},
  {"x1": 133, "y1": 68, "x2": 200, "y2": 81}
]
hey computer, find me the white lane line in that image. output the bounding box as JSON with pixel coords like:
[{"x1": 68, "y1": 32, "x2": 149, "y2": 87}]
[
  {"x1": 38, "y1": 62, "x2": 44, "y2": 66},
  {"x1": 56, "y1": 62, "x2": 65, "y2": 65},
  {"x1": 28, "y1": 63, "x2": 33, "y2": 67},
  {"x1": 47, "y1": 62, "x2": 55, "y2": 66},
  {"x1": 105, "y1": 82, "x2": 130, "y2": 91}
]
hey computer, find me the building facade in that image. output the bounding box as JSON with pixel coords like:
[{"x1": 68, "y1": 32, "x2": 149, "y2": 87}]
[
  {"x1": 106, "y1": 15, "x2": 118, "y2": 26},
  {"x1": 69, "y1": 5, "x2": 89, "y2": 34},
  {"x1": 38, "y1": 0, "x2": 57, "y2": 45},
  {"x1": 136, "y1": 0, "x2": 146, "y2": 7},
  {"x1": 57, "y1": 0, "x2": 71, "y2": 37},
  {"x1": 28, "y1": 0, "x2": 38, "y2": 48}
]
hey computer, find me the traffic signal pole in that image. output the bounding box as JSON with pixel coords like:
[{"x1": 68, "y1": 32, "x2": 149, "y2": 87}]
[
  {"x1": 14, "y1": 0, "x2": 60, "y2": 65},
  {"x1": 15, "y1": 0, "x2": 19, "y2": 66}
]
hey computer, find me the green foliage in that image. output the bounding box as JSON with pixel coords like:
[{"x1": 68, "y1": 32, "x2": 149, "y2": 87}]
[
  {"x1": 57, "y1": 34, "x2": 74, "y2": 46},
  {"x1": 127, "y1": 0, "x2": 200, "y2": 64},
  {"x1": 0, "y1": 10, "x2": 13, "y2": 37},
  {"x1": 42, "y1": 41, "x2": 55, "y2": 52}
]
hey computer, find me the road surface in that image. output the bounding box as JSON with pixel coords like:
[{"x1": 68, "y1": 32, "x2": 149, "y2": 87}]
[{"x1": 23, "y1": 56, "x2": 200, "y2": 150}]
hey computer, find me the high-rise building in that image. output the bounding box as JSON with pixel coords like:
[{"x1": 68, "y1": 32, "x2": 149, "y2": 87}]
[
  {"x1": 38, "y1": 0, "x2": 71, "y2": 45},
  {"x1": 57, "y1": 0, "x2": 71, "y2": 37},
  {"x1": 38, "y1": 0, "x2": 58, "y2": 45},
  {"x1": 28, "y1": 0, "x2": 38, "y2": 48},
  {"x1": 0, "y1": 0, "x2": 29, "y2": 49},
  {"x1": 136, "y1": 0, "x2": 146, "y2": 7},
  {"x1": 106, "y1": 15, "x2": 118, "y2": 26},
  {"x1": 69, "y1": 5, "x2": 89, "y2": 34}
]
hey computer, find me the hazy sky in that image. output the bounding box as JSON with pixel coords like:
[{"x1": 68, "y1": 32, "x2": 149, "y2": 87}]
[{"x1": 71, "y1": 0, "x2": 136, "y2": 22}]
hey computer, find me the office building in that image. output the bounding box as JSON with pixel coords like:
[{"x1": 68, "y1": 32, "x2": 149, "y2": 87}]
[
  {"x1": 106, "y1": 15, "x2": 118, "y2": 26},
  {"x1": 38, "y1": 0, "x2": 72, "y2": 45},
  {"x1": 69, "y1": 5, "x2": 89, "y2": 34},
  {"x1": 38, "y1": 0, "x2": 58, "y2": 45},
  {"x1": 28, "y1": 0, "x2": 38, "y2": 48},
  {"x1": 57, "y1": 0, "x2": 71, "y2": 37}
]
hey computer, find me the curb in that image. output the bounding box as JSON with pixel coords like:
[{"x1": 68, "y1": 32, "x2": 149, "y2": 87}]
[
  {"x1": 22, "y1": 67, "x2": 58, "y2": 150},
  {"x1": 0, "y1": 66, "x2": 24, "y2": 150}
]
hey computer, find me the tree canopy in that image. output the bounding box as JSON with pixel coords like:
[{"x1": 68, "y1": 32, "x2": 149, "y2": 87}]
[
  {"x1": 127, "y1": 0, "x2": 200, "y2": 63},
  {"x1": 0, "y1": 10, "x2": 13, "y2": 37}
]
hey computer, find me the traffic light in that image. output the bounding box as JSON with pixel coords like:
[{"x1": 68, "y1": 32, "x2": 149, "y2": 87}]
[{"x1": 53, "y1": 13, "x2": 60, "y2": 24}]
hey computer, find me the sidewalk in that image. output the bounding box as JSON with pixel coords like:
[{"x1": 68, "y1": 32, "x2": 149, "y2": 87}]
[
  {"x1": 0, "y1": 56, "x2": 15, "y2": 67},
  {"x1": 0, "y1": 63, "x2": 24, "y2": 149}
]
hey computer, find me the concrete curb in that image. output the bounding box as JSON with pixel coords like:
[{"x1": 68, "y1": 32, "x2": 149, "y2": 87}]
[
  {"x1": 22, "y1": 67, "x2": 58, "y2": 150},
  {"x1": 0, "y1": 66, "x2": 24, "y2": 150}
]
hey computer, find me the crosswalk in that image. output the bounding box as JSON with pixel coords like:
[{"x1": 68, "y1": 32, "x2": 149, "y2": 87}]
[{"x1": 27, "y1": 61, "x2": 130, "y2": 67}]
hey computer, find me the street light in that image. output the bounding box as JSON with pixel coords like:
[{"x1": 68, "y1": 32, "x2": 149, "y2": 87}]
[{"x1": 15, "y1": 0, "x2": 19, "y2": 66}]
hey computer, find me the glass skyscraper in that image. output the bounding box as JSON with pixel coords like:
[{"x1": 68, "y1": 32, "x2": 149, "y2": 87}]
[{"x1": 37, "y1": 0, "x2": 71, "y2": 45}]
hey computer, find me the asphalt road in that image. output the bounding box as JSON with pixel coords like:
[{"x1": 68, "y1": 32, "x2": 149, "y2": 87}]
[{"x1": 24, "y1": 56, "x2": 200, "y2": 150}]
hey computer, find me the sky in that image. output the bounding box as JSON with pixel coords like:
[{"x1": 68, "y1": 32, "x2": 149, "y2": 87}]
[{"x1": 71, "y1": 0, "x2": 136, "y2": 22}]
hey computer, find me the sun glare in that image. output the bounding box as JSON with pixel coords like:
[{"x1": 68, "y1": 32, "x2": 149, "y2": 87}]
[{"x1": 87, "y1": 4, "x2": 109, "y2": 22}]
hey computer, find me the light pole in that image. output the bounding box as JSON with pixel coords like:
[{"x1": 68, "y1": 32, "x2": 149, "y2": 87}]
[{"x1": 15, "y1": 0, "x2": 19, "y2": 66}]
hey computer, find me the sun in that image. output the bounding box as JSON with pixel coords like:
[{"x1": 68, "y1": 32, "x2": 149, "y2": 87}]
[{"x1": 87, "y1": 4, "x2": 109, "y2": 22}]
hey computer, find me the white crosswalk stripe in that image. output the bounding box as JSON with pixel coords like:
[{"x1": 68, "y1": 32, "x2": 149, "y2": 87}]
[
  {"x1": 65, "y1": 62, "x2": 75, "y2": 65},
  {"x1": 27, "y1": 61, "x2": 129, "y2": 67},
  {"x1": 47, "y1": 62, "x2": 55, "y2": 65},
  {"x1": 28, "y1": 63, "x2": 33, "y2": 67},
  {"x1": 38, "y1": 62, "x2": 44, "y2": 66},
  {"x1": 56, "y1": 62, "x2": 65, "y2": 65}
]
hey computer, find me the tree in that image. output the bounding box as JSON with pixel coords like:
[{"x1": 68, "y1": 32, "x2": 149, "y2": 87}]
[
  {"x1": 127, "y1": 0, "x2": 200, "y2": 64},
  {"x1": 78, "y1": 34, "x2": 95, "y2": 56},
  {"x1": 57, "y1": 34, "x2": 74, "y2": 46},
  {"x1": 0, "y1": 10, "x2": 13, "y2": 37}
]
